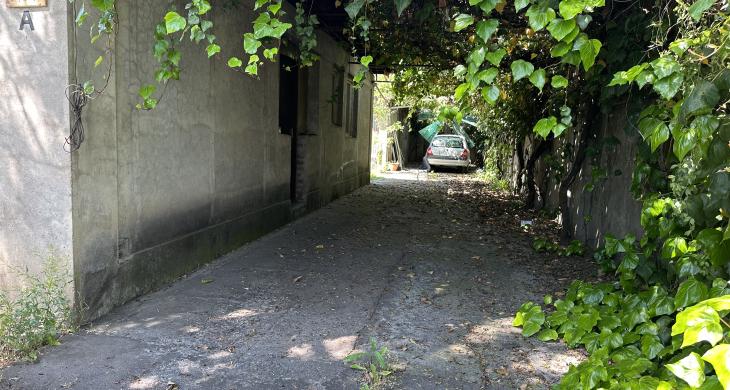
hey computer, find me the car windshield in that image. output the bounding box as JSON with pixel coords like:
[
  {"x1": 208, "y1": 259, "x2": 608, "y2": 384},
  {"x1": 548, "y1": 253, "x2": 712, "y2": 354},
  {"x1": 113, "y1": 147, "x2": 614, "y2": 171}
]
[{"x1": 432, "y1": 137, "x2": 463, "y2": 148}]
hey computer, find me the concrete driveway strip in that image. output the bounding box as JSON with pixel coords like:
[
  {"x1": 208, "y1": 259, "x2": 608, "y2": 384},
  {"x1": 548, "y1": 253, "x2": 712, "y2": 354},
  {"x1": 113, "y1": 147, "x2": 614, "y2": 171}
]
[{"x1": 1, "y1": 172, "x2": 590, "y2": 389}]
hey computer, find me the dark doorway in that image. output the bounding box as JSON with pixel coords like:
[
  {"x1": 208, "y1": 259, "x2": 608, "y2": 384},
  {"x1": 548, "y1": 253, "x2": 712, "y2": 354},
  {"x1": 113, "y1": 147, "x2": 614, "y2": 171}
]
[{"x1": 279, "y1": 55, "x2": 299, "y2": 201}]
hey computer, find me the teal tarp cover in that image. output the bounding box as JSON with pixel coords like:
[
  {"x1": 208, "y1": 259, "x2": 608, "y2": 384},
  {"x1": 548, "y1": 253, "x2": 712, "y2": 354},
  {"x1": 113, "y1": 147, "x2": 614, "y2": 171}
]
[
  {"x1": 418, "y1": 121, "x2": 442, "y2": 143},
  {"x1": 418, "y1": 120, "x2": 476, "y2": 148}
]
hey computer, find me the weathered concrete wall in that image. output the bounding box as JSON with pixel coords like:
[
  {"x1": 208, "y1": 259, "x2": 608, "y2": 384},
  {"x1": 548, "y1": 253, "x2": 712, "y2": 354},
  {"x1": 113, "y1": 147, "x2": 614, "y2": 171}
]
[
  {"x1": 71, "y1": 1, "x2": 372, "y2": 319},
  {"x1": 0, "y1": 2, "x2": 72, "y2": 296},
  {"x1": 527, "y1": 105, "x2": 643, "y2": 247}
]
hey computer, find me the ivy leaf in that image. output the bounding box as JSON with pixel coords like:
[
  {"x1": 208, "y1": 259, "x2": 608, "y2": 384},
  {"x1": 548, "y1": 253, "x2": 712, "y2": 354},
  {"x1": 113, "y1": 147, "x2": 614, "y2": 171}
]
[
  {"x1": 579, "y1": 39, "x2": 601, "y2": 71},
  {"x1": 75, "y1": 3, "x2": 89, "y2": 26},
  {"x1": 245, "y1": 54, "x2": 260, "y2": 75},
  {"x1": 649, "y1": 125, "x2": 670, "y2": 151},
  {"x1": 453, "y1": 14, "x2": 475, "y2": 32},
  {"x1": 638, "y1": 117, "x2": 669, "y2": 151},
  {"x1": 702, "y1": 296, "x2": 730, "y2": 312},
  {"x1": 476, "y1": 19, "x2": 499, "y2": 43},
  {"x1": 558, "y1": 0, "x2": 584, "y2": 19},
  {"x1": 168, "y1": 49, "x2": 181, "y2": 66},
  {"x1": 673, "y1": 128, "x2": 696, "y2": 160},
  {"x1": 468, "y1": 47, "x2": 487, "y2": 67},
  {"x1": 345, "y1": 0, "x2": 366, "y2": 19},
  {"x1": 529, "y1": 68, "x2": 547, "y2": 91},
  {"x1": 164, "y1": 11, "x2": 187, "y2": 34},
  {"x1": 583, "y1": 364, "x2": 609, "y2": 387},
  {"x1": 577, "y1": 309, "x2": 600, "y2": 331},
  {"x1": 244, "y1": 33, "x2": 262, "y2": 55},
  {"x1": 454, "y1": 82, "x2": 471, "y2": 101},
  {"x1": 675, "y1": 278, "x2": 709, "y2": 309},
  {"x1": 651, "y1": 57, "x2": 681, "y2": 79},
  {"x1": 139, "y1": 84, "x2": 156, "y2": 99},
  {"x1": 635, "y1": 71, "x2": 655, "y2": 89},
  {"x1": 394, "y1": 0, "x2": 413, "y2": 16},
  {"x1": 511, "y1": 60, "x2": 534, "y2": 82},
  {"x1": 599, "y1": 330, "x2": 624, "y2": 349},
  {"x1": 618, "y1": 251, "x2": 639, "y2": 271},
  {"x1": 360, "y1": 55, "x2": 373, "y2": 67},
  {"x1": 582, "y1": 333, "x2": 601, "y2": 353},
  {"x1": 667, "y1": 352, "x2": 706, "y2": 388},
  {"x1": 608, "y1": 63, "x2": 649, "y2": 86},
  {"x1": 485, "y1": 48, "x2": 507, "y2": 66},
  {"x1": 536, "y1": 329, "x2": 558, "y2": 341},
  {"x1": 513, "y1": 302, "x2": 545, "y2": 337},
  {"x1": 525, "y1": 3, "x2": 556, "y2": 31},
  {"x1": 477, "y1": 0, "x2": 499, "y2": 13},
  {"x1": 680, "y1": 80, "x2": 720, "y2": 120},
  {"x1": 227, "y1": 57, "x2": 243, "y2": 68},
  {"x1": 653, "y1": 73, "x2": 684, "y2": 100},
  {"x1": 640, "y1": 335, "x2": 664, "y2": 359},
  {"x1": 547, "y1": 18, "x2": 577, "y2": 41},
  {"x1": 206, "y1": 43, "x2": 221, "y2": 58},
  {"x1": 550, "y1": 42, "x2": 571, "y2": 57},
  {"x1": 91, "y1": 0, "x2": 114, "y2": 11},
  {"x1": 653, "y1": 296, "x2": 675, "y2": 316},
  {"x1": 481, "y1": 85, "x2": 500, "y2": 105},
  {"x1": 576, "y1": 14, "x2": 592, "y2": 29},
  {"x1": 702, "y1": 345, "x2": 730, "y2": 387},
  {"x1": 514, "y1": 0, "x2": 531, "y2": 12},
  {"x1": 552, "y1": 123, "x2": 567, "y2": 137},
  {"x1": 552, "y1": 75, "x2": 569, "y2": 88},
  {"x1": 534, "y1": 116, "x2": 557, "y2": 138},
  {"x1": 476, "y1": 67, "x2": 499, "y2": 84},
  {"x1": 688, "y1": 0, "x2": 716, "y2": 21},
  {"x1": 661, "y1": 237, "x2": 688, "y2": 259},
  {"x1": 548, "y1": 310, "x2": 569, "y2": 327},
  {"x1": 677, "y1": 305, "x2": 724, "y2": 348},
  {"x1": 263, "y1": 47, "x2": 278, "y2": 61}
]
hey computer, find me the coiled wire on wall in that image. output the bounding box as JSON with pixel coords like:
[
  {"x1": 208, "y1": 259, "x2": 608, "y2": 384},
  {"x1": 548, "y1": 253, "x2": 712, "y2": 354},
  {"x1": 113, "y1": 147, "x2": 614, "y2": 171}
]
[{"x1": 64, "y1": 84, "x2": 87, "y2": 153}]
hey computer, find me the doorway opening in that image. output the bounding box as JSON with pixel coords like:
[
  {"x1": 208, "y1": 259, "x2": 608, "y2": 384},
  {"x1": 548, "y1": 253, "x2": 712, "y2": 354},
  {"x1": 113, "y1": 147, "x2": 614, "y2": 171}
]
[{"x1": 279, "y1": 55, "x2": 299, "y2": 201}]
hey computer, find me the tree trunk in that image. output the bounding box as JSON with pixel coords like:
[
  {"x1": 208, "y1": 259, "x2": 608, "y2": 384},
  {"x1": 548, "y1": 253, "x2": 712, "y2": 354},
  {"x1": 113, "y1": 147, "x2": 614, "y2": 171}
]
[
  {"x1": 523, "y1": 138, "x2": 550, "y2": 210},
  {"x1": 559, "y1": 103, "x2": 598, "y2": 240},
  {"x1": 513, "y1": 139, "x2": 524, "y2": 194}
]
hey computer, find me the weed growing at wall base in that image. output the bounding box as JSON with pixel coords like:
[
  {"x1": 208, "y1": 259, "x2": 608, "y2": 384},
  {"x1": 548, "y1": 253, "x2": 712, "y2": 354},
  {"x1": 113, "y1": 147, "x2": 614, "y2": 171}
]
[
  {"x1": 344, "y1": 338, "x2": 395, "y2": 390},
  {"x1": 0, "y1": 254, "x2": 77, "y2": 363}
]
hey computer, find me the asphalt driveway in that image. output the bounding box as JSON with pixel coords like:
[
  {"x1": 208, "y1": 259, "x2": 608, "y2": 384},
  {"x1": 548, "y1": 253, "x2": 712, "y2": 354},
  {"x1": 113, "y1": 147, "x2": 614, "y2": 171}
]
[{"x1": 1, "y1": 171, "x2": 593, "y2": 389}]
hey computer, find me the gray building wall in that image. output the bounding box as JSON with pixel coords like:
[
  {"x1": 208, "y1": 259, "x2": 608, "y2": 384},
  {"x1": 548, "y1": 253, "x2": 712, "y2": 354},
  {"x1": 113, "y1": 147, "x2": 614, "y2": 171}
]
[
  {"x1": 69, "y1": 1, "x2": 372, "y2": 319},
  {"x1": 0, "y1": 2, "x2": 73, "y2": 296}
]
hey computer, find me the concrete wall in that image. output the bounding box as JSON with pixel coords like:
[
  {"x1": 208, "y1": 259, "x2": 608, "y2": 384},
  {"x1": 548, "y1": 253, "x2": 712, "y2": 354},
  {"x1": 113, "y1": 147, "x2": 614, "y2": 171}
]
[
  {"x1": 70, "y1": 1, "x2": 372, "y2": 319},
  {"x1": 0, "y1": 2, "x2": 72, "y2": 296},
  {"x1": 525, "y1": 105, "x2": 643, "y2": 247}
]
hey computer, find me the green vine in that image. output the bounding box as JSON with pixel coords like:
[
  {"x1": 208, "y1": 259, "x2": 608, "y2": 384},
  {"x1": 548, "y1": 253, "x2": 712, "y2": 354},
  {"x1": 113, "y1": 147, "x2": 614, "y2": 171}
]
[{"x1": 294, "y1": 2, "x2": 320, "y2": 67}]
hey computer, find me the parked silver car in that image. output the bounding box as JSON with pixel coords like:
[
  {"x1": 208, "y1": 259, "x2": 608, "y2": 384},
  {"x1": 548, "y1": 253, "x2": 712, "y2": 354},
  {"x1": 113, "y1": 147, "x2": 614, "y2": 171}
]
[{"x1": 426, "y1": 135, "x2": 471, "y2": 171}]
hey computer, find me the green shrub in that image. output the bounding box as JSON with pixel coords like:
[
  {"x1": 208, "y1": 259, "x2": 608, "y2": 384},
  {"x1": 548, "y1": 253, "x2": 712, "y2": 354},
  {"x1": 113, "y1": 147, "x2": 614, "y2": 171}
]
[
  {"x1": 478, "y1": 168, "x2": 510, "y2": 191},
  {"x1": 0, "y1": 254, "x2": 76, "y2": 362},
  {"x1": 533, "y1": 237, "x2": 585, "y2": 257}
]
